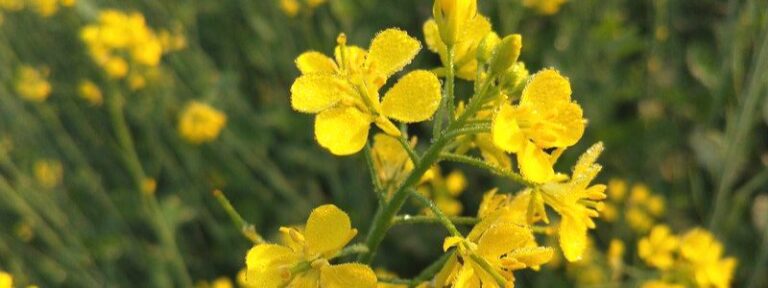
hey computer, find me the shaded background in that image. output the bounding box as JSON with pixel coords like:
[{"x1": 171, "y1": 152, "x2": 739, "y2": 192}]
[{"x1": 0, "y1": 0, "x2": 766, "y2": 287}]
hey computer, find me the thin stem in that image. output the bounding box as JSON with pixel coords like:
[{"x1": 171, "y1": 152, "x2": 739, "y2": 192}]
[
  {"x1": 468, "y1": 253, "x2": 507, "y2": 286},
  {"x1": 213, "y1": 190, "x2": 265, "y2": 244},
  {"x1": 334, "y1": 243, "x2": 369, "y2": 259},
  {"x1": 364, "y1": 144, "x2": 386, "y2": 205},
  {"x1": 433, "y1": 45, "x2": 456, "y2": 139},
  {"x1": 408, "y1": 190, "x2": 462, "y2": 237},
  {"x1": 392, "y1": 215, "x2": 479, "y2": 226},
  {"x1": 397, "y1": 133, "x2": 420, "y2": 164},
  {"x1": 378, "y1": 277, "x2": 413, "y2": 285},
  {"x1": 443, "y1": 124, "x2": 491, "y2": 139},
  {"x1": 410, "y1": 250, "x2": 456, "y2": 287},
  {"x1": 440, "y1": 152, "x2": 535, "y2": 187}
]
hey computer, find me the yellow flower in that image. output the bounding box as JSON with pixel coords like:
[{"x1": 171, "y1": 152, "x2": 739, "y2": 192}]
[
  {"x1": 418, "y1": 167, "x2": 467, "y2": 216},
  {"x1": 34, "y1": 159, "x2": 63, "y2": 188},
  {"x1": 371, "y1": 133, "x2": 414, "y2": 192},
  {"x1": 244, "y1": 205, "x2": 377, "y2": 288},
  {"x1": 626, "y1": 206, "x2": 654, "y2": 233},
  {"x1": 607, "y1": 178, "x2": 627, "y2": 201},
  {"x1": 432, "y1": 0, "x2": 478, "y2": 46},
  {"x1": 15, "y1": 66, "x2": 51, "y2": 102},
  {"x1": 538, "y1": 142, "x2": 606, "y2": 262},
  {"x1": 641, "y1": 280, "x2": 686, "y2": 288},
  {"x1": 607, "y1": 239, "x2": 624, "y2": 273},
  {"x1": 291, "y1": 30, "x2": 441, "y2": 155},
  {"x1": 438, "y1": 221, "x2": 553, "y2": 288},
  {"x1": 523, "y1": 0, "x2": 568, "y2": 15},
  {"x1": 423, "y1": 15, "x2": 495, "y2": 80},
  {"x1": 78, "y1": 80, "x2": 103, "y2": 105},
  {"x1": 280, "y1": 0, "x2": 299, "y2": 17},
  {"x1": 492, "y1": 69, "x2": 586, "y2": 183},
  {"x1": 178, "y1": 101, "x2": 227, "y2": 144},
  {"x1": 0, "y1": 271, "x2": 11, "y2": 288},
  {"x1": 679, "y1": 228, "x2": 737, "y2": 288},
  {"x1": 306, "y1": 0, "x2": 326, "y2": 8},
  {"x1": 638, "y1": 225, "x2": 678, "y2": 270}
]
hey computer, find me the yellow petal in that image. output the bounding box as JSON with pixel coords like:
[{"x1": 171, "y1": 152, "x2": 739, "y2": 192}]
[
  {"x1": 366, "y1": 29, "x2": 421, "y2": 79},
  {"x1": 521, "y1": 69, "x2": 572, "y2": 108},
  {"x1": 296, "y1": 51, "x2": 338, "y2": 74},
  {"x1": 315, "y1": 106, "x2": 372, "y2": 155},
  {"x1": 559, "y1": 213, "x2": 587, "y2": 262},
  {"x1": 507, "y1": 246, "x2": 554, "y2": 268},
  {"x1": 517, "y1": 142, "x2": 554, "y2": 183},
  {"x1": 245, "y1": 244, "x2": 299, "y2": 288},
  {"x1": 304, "y1": 204, "x2": 357, "y2": 258},
  {"x1": 422, "y1": 19, "x2": 443, "y2": 53},
  {"x1": 320, "y1": 263, "x2": 377, "y2": 288},
  {"x1": 335, "y1": 45, "x2": 367, "y2": 72},
  {"x1": 292, "y1": 269, "x2": 321, "y2": 288},
  {"x1": 477, "y1": 224, "x2": 532, "y2": 259},
  {"x1": 443, "y1": 236, "x2": 464, "y2": 251},
  {"x1": 291, "y1": 75, "x2": 352, "y2": 113},
  {"x1": 550, "y1": 102, "x2": 585, "y2": 147},
  {"x1": 381, "y1": 70, "x2": 441, "y2": 123},
  {"x1": 492, "y1": 104, "x2": 526, "y2": 153}
]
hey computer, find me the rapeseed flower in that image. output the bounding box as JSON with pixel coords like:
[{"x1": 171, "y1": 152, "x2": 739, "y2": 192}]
[
  {"x1": 33, "y1": 159, "x2": 63, "y2": 189},
  {"x1": 423, "y1": 13, "x2": 496, "y2": 80},
  {"x1": 492, "y1": 69, "x2": 585, "y2": 183},
  {"x1": 15, "y1": 65, "x2": 51, "y2": 102},
  {"x1": 679, "y1": 228, "x2": 737, "y2": 288},
  {"x1": 78, "y1": 80, "x2": 103, "y2": 105},
  {"x1": 371, "y1": 133, "x2": 415, "y2": 192},
  {"x1": 417, "y1": 168, "x2": 467, "y2": 216},
  {"x1": 0, "y1": 271, "x2": 11, "y2": 288},
  {"x1": 244, "y1": 205, "x2": 376, "y2": 287},
  {"x1": 523, "y1": 0, "x2": 567, "y2": 15},
  {"x1": 178, "y1": 101, "x2": 227, "y2": 144},
  {"x1": 432, "y1": 0, "x2": 478, "y2": 47},
  {"x1": 291, "y1": 30, "x2": 441, "y2": 155},
  {"x1": 438, "y1": 221, "x2": 553, "y2": 287},
  {"x1": 638, "y1": 225, "x2": 678, "y2": 270}
]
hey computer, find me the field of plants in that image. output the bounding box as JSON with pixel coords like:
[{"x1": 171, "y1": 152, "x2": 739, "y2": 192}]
[{"x1": 0, "y1": 0, "x2": 766, "y2": 287}]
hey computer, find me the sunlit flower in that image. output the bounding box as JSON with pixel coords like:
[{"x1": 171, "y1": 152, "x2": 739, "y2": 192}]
[
  {"x1": 178, "y1": 101, "x2": 227, "y2": 144},
  {"x1": 15, "y1": 65, "x2": 51, "y2": 102},
  {"x1": 244, "y1": 205, "x2": 377, "y2": 288},
  {"x1": 34, "y1": 159, "x2": 63, "y2": 189},
  {"x1": 423, "y1": 14, "x2": 495, "y2": 80},
  {"x1": 679, "y1": 228, "x2": 737, "y2": 288},
  {"x1": 78, "y1": 80, "x2": 103, "y2": 105},
  {"x1": 523, "y1": 0, "x2": 568, "y2": 15},
  {"x1": 432, "y1": 0, "x2": 478, "y2": 46},
  {"x1": 0, "y1": 271, "x2": 11, "y2": 288},
  {"x1": 291, "y1": 30, "x2": 441, "y2": 155},
  {"x1": 492, "y1": 69, "x2": 586, "y2": 183},
  {"x1": 418, "y1": 168, "x2": 467, "y2": 216}
]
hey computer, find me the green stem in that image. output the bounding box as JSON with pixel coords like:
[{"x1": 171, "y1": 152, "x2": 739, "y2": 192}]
[
  {"x1": 468, "y1": 253, "x2": 507, "y2": 286},
  {"x1": 433, "y1": 45, "x2": 456, "y2": 139},
  {"x1": 334, "y1": 243, "x2": 369, "y2": 259},
  {"x1": 392, "y1": 215, "x2": 479, "y2": 226},
  {"x1": 440, "y1": 152, "x2": 535, "y2": 187},
  {"x1": 364, "y1": 144, "x2": 386, "y2": 205},
  {"x1": 443, "y1": 124, "x2": 491, "y2": 139},
  {"x1": 213, "y1": 190, "x2": 265, "y2": 244},
  {"x1": 397, "y1": 133, "x2": 420, "y2": 164},
  {"x1": 408, "y1": 190, "x2": 462, "y2": 237},
  {"x1": 410, "y1": 249, "x2": 455, "y2": 287}
]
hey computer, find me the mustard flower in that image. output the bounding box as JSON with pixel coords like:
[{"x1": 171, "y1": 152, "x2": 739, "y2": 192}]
[
  {"x1": 492, "y1": 69, "x2": 586, "y2": 183},
  {"x1": 78, "y1": 80, "x2": 103, "y2": 105},
  {"x1": 0, "y1": 271, "x2": 11, "y2": 288},
  {"x1": 417, "y1": 168, "x2": 467, "y2": 216},
  {"x1": 679, "y1": 228, "x2": 737, "y2": 288},
  {"x1": 523, "y1": 0, "x2": 568, "y2": 15},
  {"x1": 178, "y1": 101, "x2": 227, "y2": 144},
  {"x1": 371, "y1": 133, "x2": 414, "y2": 191},
  {"x1": 291, "y1": 30, "x2": 441, "y2": 155},
  {"x1": 15, "y1": 65, "x2": 51, "y2": 102},
  {"x1": 535, "y1": 142, "x2": 606, "y2": 262},
  {"x1": 423, "y1": 14, "x2": 495, "y2": 80},
  {"x1": 638, "y1": 225, "x2": 679, "y2": 270},
  {"x1": 244, "y1": 205, "x2": 377, "y2": 288},
  {"x1": 641, "y1": 281, "x2": 686, "y2": 288},
  {"x1": 33, "y1": 159, "x2": 63, "y2": 189},
  {"x1": 280, "y1": 0, "x2": 300, "y2": 17},
  {"x1": 438, "y1": 221, "x2": 553, "y2": 288},
  {"x1": 432, "y1": 0, "x2": 478, "y2": 47}
]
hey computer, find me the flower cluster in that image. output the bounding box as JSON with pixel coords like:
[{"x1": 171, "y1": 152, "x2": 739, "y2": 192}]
[
  {"x1": 15, "y1": 65, "x2": 51, "y2": 102},
  {"x1": 80, "y1": 10, "x2": 184, "y2": 86},
  {"x1": 639, "y1": 226, "x2": 737, "y2": 288},
  {"x1": 0, "y1": 0, "x2": 74, "y2": 20},
  {"x1": 279, "y1": 0, "x2": 327, "y2": 18},
  {"x1": 601, "y1": 179, "x2": 666, "y2": 233}
]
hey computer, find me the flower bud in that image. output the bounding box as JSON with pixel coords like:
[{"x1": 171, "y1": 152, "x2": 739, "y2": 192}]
[
  {"x1": 433, "y1": 0, "x2": 477, "y2": 47},
  {"x1": 489, "y1": 34, "x2": 522, "y2": 75}
]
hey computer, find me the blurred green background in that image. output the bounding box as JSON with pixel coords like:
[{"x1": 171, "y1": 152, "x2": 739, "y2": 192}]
[{"x1": 0, "y1": 0, "x2": 766, "y2": 287}]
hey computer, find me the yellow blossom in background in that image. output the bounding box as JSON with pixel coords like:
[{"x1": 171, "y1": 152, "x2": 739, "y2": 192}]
[
  {"x1": 371, "y1": 133, "x2": 415, "y2": 193},
  {"x1": 641, "y1": 280, "x2": 686, "y2": 288},
  {"x1": 78, "y1": 80, "x2": 103, "y2": 105},
  {"x1": 291, "y1": 29, "x2": 441, "y2": 155},
  {"x1": 638, "y1": 225, "x2": 678, "y2": 270},
  {"x1": 81, "y1": 10, "x2": 169, "y2": 81},
  {"x1": 679, "y1": 228, "x2": 737, "y2": 288},
  {"x1": 178, "y1": 101, "x2": 227, "y2": 144},
  {"x1": 539, "y1": 142, "x2": 606, "y2": 261},
  {"x1": 418, "y1": 168, "x2": 467, "y2": 216},
  {"x1": 244, "y1": 205, "x2": 377, "y2": 287},
  {"x1": 33, "y1": 159, "x2": 63, "y2": 189},
  {"x1": 306, "y1": 0, "x2": 326, "y2": 8},
  {"x1": 195, "y1": 277, "x2": 233, "y2": 288},
  {"x1": 492, "y1": 69, "x2": 586, "y2": 183},
  {"x1": 523, "y1": 0, "x2": 568, "y2": 15},
  {"x1": 15, "y1": 65, "x2": 51, "y2": 102},
  {"x1": 280, "y1": 0, "x2": 299, "y2": 17},
  {"x1": 0, "y1": 271, "x2": 11, "y2": 288}
]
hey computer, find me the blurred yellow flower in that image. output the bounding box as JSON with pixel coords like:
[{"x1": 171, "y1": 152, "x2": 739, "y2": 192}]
[
  {"x1": 244, "y1": 205, "x2": 377, "y2": 287},
  {"x1": 178, "y1": 101, "x2": 227, "y2": 144},
  {"x1": 78, "y1": 80, "x2": 103, "y2": 105},
  {"x1": 280, "y1": 0, "x2": 299, "y2": 17},
  {"x1": 679, "y1": 228, "x2": 737, "y2": 288},
  {"x1": 34, "y1": 159, "x2": 62, "y2": 189},
  {"x1": 418, "y1": 167, "x2": 467, "y2": 216},
  {"x1": 641, "y1": 280, "x2": 686, "y2": 288},
  {"x1": 523, "y1": 0, "x2": 567, "y2": 15},
  {"x1": 638, "y1": 225, "x2": 678, "y2": 270},
  {"x1": 0, "y1": 271, "x2": 11, "y2": 288},
  {"x1": 492, "y1": 69, "x2": 585, "y2": 183},
  {"x1": 15, "y1": 65, "x2": 51, "y2": 102},
  {"x1": 291, "y1": 30, "x2": 441, "y2": 155}
]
